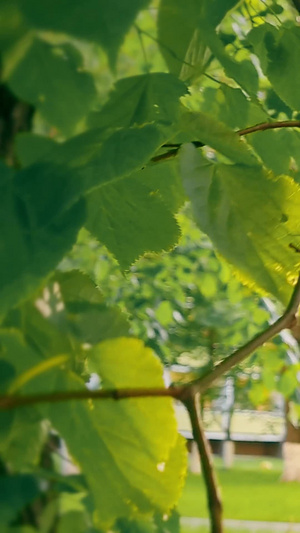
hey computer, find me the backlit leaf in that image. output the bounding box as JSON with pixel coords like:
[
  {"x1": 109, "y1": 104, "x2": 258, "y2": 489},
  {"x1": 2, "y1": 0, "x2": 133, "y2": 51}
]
[
  {"x1": 86, "y1": 176, "x2": 180, "y2": 269},
  {"x1": 200, "y1": 27, "x2": 259, "y2": 95},
  {"x1": 157, "y1": 0, "x2": 239, "y2": 80},
  {"x1": 179, "y1": 110, "x2": 258, "y2": 165},
  {"x1": 180, "y1": 144, "x2": 300, "y2": 303},
  {"x1": 89, "y1": 73, "x2": 188, "y2": 130},
  {"x1": 54, "y1": 270, "x2": 130, "y2": 343},
  {"x1": 46, "y1": 338, "x2": 187, "y2": 528}
]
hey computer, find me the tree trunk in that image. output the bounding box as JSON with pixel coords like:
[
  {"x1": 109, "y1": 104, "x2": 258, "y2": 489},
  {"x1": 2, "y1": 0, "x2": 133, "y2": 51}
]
[{"x1": 282, "y1": 401, "x2": 300, "y2": 481}]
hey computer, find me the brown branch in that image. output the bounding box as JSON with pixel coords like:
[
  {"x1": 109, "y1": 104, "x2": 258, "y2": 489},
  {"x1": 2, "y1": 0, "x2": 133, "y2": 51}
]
[
  {"x1": 151, "y1": 148, "x2": 179, "y2": 163},
  {"x1": 151, "y1": 120, "x2": 300, "y2": 163},
  {"x1": 0, "y1": 385, "x2": 186, "y2": 411},
  {"x1": 184, "y1": 393, "x2": 223, "y2": 533},
  {"x1": 1, "y1": 273, "x2": 300, "y2": 411},
  {"x1": 237, "y1": 120, "x2": 300, "y2": 136}
]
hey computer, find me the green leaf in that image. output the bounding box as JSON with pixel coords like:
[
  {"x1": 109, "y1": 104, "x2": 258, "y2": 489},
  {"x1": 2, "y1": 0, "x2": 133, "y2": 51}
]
[
  {"x1": 0, "y1": 330, "x2": 57, "y2": 468},
  {"x1": 52, "y1": 124, "x2": 165, "y2": 190},
  {"x1": 0, "y1": 161, "x2": 85, "y2": 315},
  {"x1": 0, "y1": 329, "x2": 53, "y2": 390},
  {"x1": 0, "y1": 410, "x2": 47, "y2": 470},
  {"x1": 157, "y1": 0, "x2": 239, "y2": 80},
  {"x1": 154, "y1": 510, "x2": 181, "y2": 533},
  {"x1": 18, "y1": 0, "x2": 150, "y2": 67},
  {"x1": 6, "y1": 38, "x2": 97, "y2": 135},
  {"x1": 152, "y1": 0, "x2": 201, "y2": 79},
  {"x1": 0, "y1": 1, "x2": 28, "y2": 53},
  {"x1": 200, "y1": 27, "x2": 259, "y2": 95},
  {"x1": 57, "y1": 512, "x2": 87, "y2": 533},
  {"x1": 1, "y1": 122, "x2": 165, "y2": 314},
  {"x1": 16, "y1": 124, "x2": 166, "y2": 196},
  {"x1": 4, "y1": 302, "x2": 76, "y2": 360},
  {"x1": 137, "y1": 160, "x2": 185, "y2": 214},
  {"x1": 186, "y1": 84, "x2": 267, "y2": 130},
  {"x1": 200, "y1": 0, "x2": 240, "y2": 27},
  {"x1": 85, "y1": 176, "x2": 180, "y2": 269},
  {"x1": 196, "y1": 86, "x2": 251, "y2": 130},
  {"x1": 278, "y1": 366, "x2": 300, "y2": 397},
  {"x1": 249, "y1": 129, "x2": 296, "y2": 176},
  {"x1": 179, "y1": 110, "x2": 259, "y2": 165},
  {"x1": 248, "y1": 381, "x2": 269, "y2": 406},
  {"x1": 180, "y1": 144, "x2": 300, "y2": 303},
  {"x1": 249, "y1": 24, "x2": 300, "y2": 111},
  {"x1": 0, "y1": 360, "x2": 16, "y2": 440},
  {"x1": 15, "y1": 133, "x2": 57, "y2": 167},
  {"x1": 116, "y1": 517, "x2": 155, "y2": 533},
  {"x1": 0, "y1": 475, "x2": 40, "y2": 525},
  {"x1": 115, "y1": 510, "x2": 180, "y2": 533},
  {"x1": 89, "y1": 73, "x2": 188, "y2": 130},
  {"x1": 54, "y1": 270, "x2": 130, "y2": 343},
  {"x1": 46, "y1": 338, "x2": 187, "y2": 529},
  {"x1": 155, "y1": 301, "x2": 174, "y2": 327},
  {"x1": 0, "y1": 360, "x2": 16, "y2": 391}
]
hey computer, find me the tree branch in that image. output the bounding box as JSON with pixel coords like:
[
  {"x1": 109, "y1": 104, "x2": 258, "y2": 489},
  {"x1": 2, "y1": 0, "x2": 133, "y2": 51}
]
[
  {"x1": 196, "y1": 271, "x2": 300, "y2": 392},
  {"x1": 184, "y1": 393, "x2": 223, "y2": 533},
  {"x1": 1, "y1": 273, "x2": 300, "y2": 411},
  {"x1": 237, "y1": 120, "x2": 300, "y2": 136},
  {"x1": 151, "y1": 120, "x2": 300, "y2": 163},
  {"x1": 0, "y1": 385, "x2": 186, "y2": 410}
]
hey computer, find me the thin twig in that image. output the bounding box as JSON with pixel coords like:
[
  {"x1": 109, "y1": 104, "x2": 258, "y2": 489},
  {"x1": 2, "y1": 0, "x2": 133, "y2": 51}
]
[
  {"x1": 0, "y1": 385, "x2": 185, "y2": 411},
  {"x1": 184, "y1": 393, "x2": 223, "y2": 533},
  {"x1": 151, "y1": 120, "x2": 300, "y2": 164},
  {"x1": 1, "y1": 272, "x2": 300, "y2": 411},
  {"x1": 237, "y1": 120, "x2": 300, "y2": 136},
  {"x1": 197, "y1": 271, "x2": 300, "y2": 392},
  {"x1": 151, "y1": 148, "x2": 179, "y2": 163}
]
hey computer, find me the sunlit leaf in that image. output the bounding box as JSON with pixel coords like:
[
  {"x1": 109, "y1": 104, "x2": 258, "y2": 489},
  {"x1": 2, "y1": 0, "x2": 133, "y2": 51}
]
[
  {"x1": 157, "y1": 0, "x2": 239, "y2": 80},
  {"x1": 46, "y1": 338, "x2": 187, "y2": 528},
  {"x1": 89, "y1": 73, "x2": 188, "y2": 130},
  {"x1": 179, "y1": 110, "x2": 258, "y2": 165},
  {"x1": 54, "y1": 270, "x2": 130, "y2": 343},
  {"x1": 180, "y1": 144, "x2": 300, "y2": 303},
  {"x1": 86, "y1": 177, "x2": 180, "y2": 269}
]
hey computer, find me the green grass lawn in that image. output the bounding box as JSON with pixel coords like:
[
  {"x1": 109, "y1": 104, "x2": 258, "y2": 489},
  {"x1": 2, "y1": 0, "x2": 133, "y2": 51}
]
[
  {"x1": 178, "y1": 457, "x2": 300, "y2": 523},
  {"x1": 181, "y1": 527, "x2": 293, "y2": 533}
]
